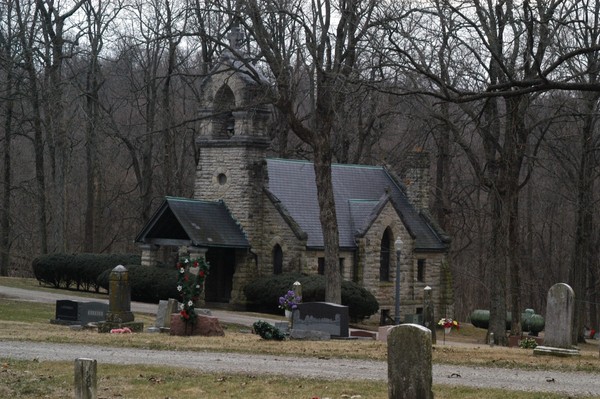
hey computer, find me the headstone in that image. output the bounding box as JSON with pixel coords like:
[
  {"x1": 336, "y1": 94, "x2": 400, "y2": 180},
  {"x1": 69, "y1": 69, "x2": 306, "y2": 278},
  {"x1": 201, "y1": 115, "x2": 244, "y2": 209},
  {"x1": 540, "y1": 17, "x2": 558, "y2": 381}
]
[
  {"x1": 291, "y1": 302, "x2": 349, "y2": 338},
  {"x1": 534, "y1": 283, "x2": 580, "y2": 357},
  {"x1": 388, "y1": 324, "x2": 433, "y2": 399},
  {"x1": 74, "y1": 358, "x2": 97, "y2": 399},
  {"x1": 97, "y1": 265, "x2": 143, "y2": 333},
  {"x1": 274, "y1": 322, "x2": 289, "y2": 335},
  {"x1": 55, "y1": 300, "x2": 79, "y2": 323},
  {"x1": 106, "y1": 265, "x2": 134, "y2": 323},
  {"x1": 155, "y1": 298, "x2": 179, "y2": 328},
  {"x1": 422, "y1": 286, "x2": 436, "y2": 345},
  {"x1": 78, "y1": 302, "x2": 109, "y2": 324}
]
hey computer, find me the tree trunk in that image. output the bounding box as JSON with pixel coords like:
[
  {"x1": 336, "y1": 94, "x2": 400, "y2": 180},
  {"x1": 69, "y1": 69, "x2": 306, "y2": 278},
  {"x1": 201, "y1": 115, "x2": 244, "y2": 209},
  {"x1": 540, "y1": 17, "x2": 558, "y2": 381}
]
[
  {"x1": 569, "y1": 93, "x2": 598, "y2": 343},
  {"x1": 16, "y1": 0, "x2": 48, "y2": 254},
  {"x1": 488, "y1": 186, "x2": 508, "y2": 346},
  {"x1": 313, "y1": 141, "x2": 341, "y2": 304},
  {"x1": 0, "y1": 50, "x2": 14, "y2": 276}
]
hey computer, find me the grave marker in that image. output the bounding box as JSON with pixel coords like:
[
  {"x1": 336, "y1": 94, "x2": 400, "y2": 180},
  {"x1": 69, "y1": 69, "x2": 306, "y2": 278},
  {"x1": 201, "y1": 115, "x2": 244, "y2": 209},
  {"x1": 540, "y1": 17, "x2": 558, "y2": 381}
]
[
  {"x1": 388, "y1": 324, "x2": 433, "y2": 399},
  {"x1": 155, "y1": 298, "x2": 179, "y2": 329},
  {"x1": 291, "y1": 302, "x2": 349, "y2": 338},
  {"x1": 534, "y1": 283, "x2": 580, "y2": 357},
  {"x1": 97, "y1": 265, "x2": 143, "y2": 333},
  {"x1": 78, "y1": 302, "x2": 108, "y2": 325},
  {"x1": 74, "y1": 358, "x2": 97, "y2": 399},
  {"x1": 55, "y1": 300, "x2": 79, "y2": 323}
]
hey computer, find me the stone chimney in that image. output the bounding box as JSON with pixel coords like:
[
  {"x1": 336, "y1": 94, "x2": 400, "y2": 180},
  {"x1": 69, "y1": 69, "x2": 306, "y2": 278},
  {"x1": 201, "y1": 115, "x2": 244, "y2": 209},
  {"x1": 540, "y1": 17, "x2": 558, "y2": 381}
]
[{"x1": 403, "y1": 150, "x2": 430, "y2": 212}]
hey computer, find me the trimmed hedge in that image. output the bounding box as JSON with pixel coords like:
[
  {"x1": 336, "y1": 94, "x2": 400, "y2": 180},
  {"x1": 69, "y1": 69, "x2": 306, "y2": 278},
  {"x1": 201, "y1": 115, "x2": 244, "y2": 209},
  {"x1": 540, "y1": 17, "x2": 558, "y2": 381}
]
[
  {"x1": 32, "y1": 253, "x2": 142, "y2": 292},
  {"x1": 97, "y1": 265, "x2": 179, "y2": 303},
  {"x1": 244, "y1": 273, "x2": 379, "y2": 322}
]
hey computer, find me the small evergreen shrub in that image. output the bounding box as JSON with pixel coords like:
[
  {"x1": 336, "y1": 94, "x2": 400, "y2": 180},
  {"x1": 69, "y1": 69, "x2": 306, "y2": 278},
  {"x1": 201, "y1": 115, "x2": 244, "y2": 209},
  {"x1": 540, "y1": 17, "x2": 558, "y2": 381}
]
[
  {"x1": 519, "y1": 337, "x2": 538, "y2": 349},
  {"x1": 252, "y1": 320, "x2": 286, "y2": 340},
  {"x1": 244, "y1": 273, "x2": 379, "y2": 322}
]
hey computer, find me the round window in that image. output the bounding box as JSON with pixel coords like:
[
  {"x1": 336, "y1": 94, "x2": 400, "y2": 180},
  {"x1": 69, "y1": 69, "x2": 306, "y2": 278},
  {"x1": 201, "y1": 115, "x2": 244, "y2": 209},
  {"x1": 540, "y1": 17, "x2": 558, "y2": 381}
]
[{"x1": 217, "y1": 173, "x2": 227, "y2": 185}]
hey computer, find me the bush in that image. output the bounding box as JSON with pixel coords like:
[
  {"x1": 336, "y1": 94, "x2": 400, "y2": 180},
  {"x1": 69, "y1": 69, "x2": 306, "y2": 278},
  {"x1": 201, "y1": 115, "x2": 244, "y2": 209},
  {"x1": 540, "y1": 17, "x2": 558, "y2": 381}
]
[
  {"x1": 252, "y1": 320, "x2": 286, "y2": 340},
  {"x1": 96, "y1": 264, "x2": 179, "y2": 303},
  {"x1": 32, "y1": 253, "x2": 141, "y2": 292},
  {"x1": 244, "y1": 273, "x2": 379, "y2": 322},
  {"x1": 519, "y1": 337, "x2": 538, "y2": 349}
]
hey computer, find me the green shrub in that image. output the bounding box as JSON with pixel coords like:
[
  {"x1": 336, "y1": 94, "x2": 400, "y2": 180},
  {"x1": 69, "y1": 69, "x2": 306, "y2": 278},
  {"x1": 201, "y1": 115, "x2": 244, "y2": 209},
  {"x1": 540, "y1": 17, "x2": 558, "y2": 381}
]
[
  {"x1": 244, "y1": 273, "x2": 379, "y2": 322},
  {"x1": 97, "y1": 264, "x2": 179, "y2": 303},
  {"x1": 32, "y1": 253, "x2": 141, "y2": 292},
  {"x1": 519, "y1": 337, "x2": 538, "y2": 349},
  {"x1": 252, "y1": 320, "x2": 286, "y2": 340}
]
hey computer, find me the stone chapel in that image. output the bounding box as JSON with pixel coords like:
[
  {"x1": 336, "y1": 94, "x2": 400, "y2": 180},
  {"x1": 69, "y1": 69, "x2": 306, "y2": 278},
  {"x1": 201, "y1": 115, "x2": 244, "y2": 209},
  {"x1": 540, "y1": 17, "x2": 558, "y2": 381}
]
[{"x1": 135, "y1": 29, "x2": 452, "y2": 323}]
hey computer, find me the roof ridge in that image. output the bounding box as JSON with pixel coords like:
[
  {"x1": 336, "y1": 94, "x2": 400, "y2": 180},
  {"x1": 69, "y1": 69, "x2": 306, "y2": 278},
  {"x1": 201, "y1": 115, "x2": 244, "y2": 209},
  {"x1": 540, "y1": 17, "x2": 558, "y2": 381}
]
[{"x1": 267, "y1": 157, "x2": 383, "y2": 170}]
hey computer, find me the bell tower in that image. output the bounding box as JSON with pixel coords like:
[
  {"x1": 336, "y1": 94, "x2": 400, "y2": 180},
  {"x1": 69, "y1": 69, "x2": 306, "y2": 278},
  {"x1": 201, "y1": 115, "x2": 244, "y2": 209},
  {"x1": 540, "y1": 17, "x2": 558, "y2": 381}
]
[{"x1": 194, "y1": 24, "x2": 272, "y2": 246}]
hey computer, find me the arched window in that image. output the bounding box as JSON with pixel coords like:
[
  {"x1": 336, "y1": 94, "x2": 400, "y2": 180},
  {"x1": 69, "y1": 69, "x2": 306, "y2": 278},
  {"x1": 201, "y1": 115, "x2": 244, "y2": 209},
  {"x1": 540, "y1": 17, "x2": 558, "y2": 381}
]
[
  {"x1": 380, "y1": 228, "x2": 392, "y2": 281},
  {"x1": 273, "y1": 244, "x2": 283, "y2": 275},
  {"x1": 214, "y1": 84, "x2": 235, "y2": 137}
]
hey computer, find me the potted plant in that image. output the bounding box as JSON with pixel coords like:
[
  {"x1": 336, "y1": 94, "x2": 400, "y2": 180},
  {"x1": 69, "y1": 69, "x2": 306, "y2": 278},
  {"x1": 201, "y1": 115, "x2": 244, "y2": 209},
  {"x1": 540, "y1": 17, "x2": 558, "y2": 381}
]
[
  {"x1": 278, "y1": 290, "x2": 301, "y2": 319},
  {"x1": 438, "y1": 318, "x2": 459, "y2": 334}
]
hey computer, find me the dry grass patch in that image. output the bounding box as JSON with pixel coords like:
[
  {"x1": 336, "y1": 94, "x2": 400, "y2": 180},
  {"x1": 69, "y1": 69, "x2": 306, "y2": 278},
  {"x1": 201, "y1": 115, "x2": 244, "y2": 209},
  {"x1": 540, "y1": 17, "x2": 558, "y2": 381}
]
[{"x1": 0, "y1": 358, "x2": 576, "y2": 399}]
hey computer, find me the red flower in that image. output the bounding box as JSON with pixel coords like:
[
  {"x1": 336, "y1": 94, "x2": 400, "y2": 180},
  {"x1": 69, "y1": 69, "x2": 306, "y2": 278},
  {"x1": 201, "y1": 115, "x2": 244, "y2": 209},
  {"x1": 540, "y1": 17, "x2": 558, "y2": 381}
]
[
  {"x1": 199, "y1": 271, "x2": 205, "y2": 278},
  {"x1": 180, "y1": 310, "x2": 189, "y2": 320},
  {"x1": 193, "y1": 261, "x2": 199, "y2": 267},
  {"x1": 184, "y1": 275, "x2": 189, "y2": 282}
]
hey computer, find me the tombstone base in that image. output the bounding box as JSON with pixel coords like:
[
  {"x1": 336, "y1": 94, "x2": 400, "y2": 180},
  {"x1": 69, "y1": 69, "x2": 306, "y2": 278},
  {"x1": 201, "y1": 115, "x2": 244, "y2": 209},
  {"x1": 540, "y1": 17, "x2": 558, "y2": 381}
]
[
  {"x1": 533, "y1": 345, "x2": 580, "y2": 357},
  {"x1": 50, "y1": 318, "x2": 81, "y2": 326},
  {"x1": 169, "y1": 314, "x2": 224, "y2": 336},
  {"x1": 97, "y1": 321, "x2": 144, "y2": 333},
  {"x1": 289, "y1": 329, "x2": 330, "y2": 340}
]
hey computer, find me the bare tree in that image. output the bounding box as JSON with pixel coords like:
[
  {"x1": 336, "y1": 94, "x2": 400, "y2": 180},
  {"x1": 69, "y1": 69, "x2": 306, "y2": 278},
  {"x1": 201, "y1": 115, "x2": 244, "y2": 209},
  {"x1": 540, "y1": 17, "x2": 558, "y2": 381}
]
[{"x1": 228, "y1": 0, "x2": 389, "y2": 303}]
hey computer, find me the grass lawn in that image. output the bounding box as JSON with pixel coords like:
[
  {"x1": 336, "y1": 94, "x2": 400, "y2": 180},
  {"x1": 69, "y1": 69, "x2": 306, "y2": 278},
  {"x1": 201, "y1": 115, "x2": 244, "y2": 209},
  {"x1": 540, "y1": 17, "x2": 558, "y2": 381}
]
[{"x1": 1, "y1": 277, "x2": 599, "y2": 398}]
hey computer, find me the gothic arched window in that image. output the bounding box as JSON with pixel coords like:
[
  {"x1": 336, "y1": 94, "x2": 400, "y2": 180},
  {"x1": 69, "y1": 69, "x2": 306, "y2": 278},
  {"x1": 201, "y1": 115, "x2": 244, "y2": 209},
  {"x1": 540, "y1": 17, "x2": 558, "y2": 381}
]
[
  {"x1": 380, "y1": 228, "x2": 392, "y2": 281},
  {"x1": 273, "y1": 244, "x2": 283, "y2": 275},
  {"x1": 214, "y1": 84, "x2": 235, "y2": 137}
]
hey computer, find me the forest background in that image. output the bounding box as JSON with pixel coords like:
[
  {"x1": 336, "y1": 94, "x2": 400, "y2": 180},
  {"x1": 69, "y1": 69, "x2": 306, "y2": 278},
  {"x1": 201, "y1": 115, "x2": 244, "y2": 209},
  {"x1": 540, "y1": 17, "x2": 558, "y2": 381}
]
[{"x1": 1, "y1": 0, "x2": 600, "y2": 344}]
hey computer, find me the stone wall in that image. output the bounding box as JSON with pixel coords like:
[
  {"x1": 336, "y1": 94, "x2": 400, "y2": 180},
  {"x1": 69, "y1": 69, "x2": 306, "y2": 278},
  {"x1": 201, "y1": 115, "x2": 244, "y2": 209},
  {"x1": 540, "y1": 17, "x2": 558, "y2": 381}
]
[
  {"x1": 355, "y1": 201, "x2": 449, "y2": 322},
  {"x1": 255, "y1": 196, "x2": 307, "y2": 276},
  {"x1": 403, "y1": 151, "x2": 430, "y2": 212},
  {"x1": 194, "y1": 141, "x2": 268, "y2": 248}
]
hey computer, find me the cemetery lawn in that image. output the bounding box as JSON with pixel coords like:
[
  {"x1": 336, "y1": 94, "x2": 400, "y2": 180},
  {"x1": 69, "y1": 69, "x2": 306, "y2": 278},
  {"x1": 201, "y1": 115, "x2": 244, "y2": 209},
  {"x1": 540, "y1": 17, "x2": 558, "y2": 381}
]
[
  {"x1": 0, "y1": 358, "x2": 572, "y2": 399},
  {"x1": 1, "y1": 277, "x2": 600, "y2": 398}
]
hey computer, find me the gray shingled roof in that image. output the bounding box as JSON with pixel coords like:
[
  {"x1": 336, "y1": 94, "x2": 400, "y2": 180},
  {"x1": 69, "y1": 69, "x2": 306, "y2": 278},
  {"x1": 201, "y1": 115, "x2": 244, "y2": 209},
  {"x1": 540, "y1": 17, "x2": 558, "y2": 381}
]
[
  {"x1": 266, "y1": 158, "x2": 447, "y2": 252},
  {"x1": 135, "y1": 197, "x2": 249, "y2": 248}
]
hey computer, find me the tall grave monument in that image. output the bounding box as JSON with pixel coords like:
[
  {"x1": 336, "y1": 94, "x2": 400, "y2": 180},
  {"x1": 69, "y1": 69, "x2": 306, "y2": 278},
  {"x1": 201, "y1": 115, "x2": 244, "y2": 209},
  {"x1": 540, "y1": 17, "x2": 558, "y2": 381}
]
[
  {"x1": 98, "y1": 265, "x2": 144, "y2": 333},
  {"x1": 533, "y1": 283, "x2": 579, "y2": 357}
]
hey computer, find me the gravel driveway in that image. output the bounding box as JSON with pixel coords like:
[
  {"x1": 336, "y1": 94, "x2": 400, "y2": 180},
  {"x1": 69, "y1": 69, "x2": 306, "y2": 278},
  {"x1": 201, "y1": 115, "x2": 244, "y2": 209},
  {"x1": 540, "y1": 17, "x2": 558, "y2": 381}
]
[
  {"x1": 2, "y1": 285, "x2": 600, "y2": 397},
  {"x1": 2, "y1": 340, "x2": 600, "y2": 397}
]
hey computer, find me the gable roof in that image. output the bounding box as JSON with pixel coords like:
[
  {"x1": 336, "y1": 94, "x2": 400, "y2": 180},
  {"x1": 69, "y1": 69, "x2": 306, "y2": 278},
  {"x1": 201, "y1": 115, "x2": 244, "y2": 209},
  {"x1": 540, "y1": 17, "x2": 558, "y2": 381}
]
[
  {"x1": 135, "y1": 197, "x2": 249, "y2": 249},
  {"x1": 265, "y1": 158, "x2": 448, "y2": 252}
]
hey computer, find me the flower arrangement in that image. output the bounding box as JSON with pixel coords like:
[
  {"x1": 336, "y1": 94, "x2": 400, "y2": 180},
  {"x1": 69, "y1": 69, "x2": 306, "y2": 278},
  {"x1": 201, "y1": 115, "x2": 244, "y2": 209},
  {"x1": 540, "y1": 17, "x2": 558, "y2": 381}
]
[
  {"x1": 252, "y1": 320, "x2": 286, "y2": 341},
  {"x1": 438, "y1": 317, "x2": 459, "y2": 331},
  {"x1": 176, "y1": 256, "x2": 210, "y2": 327},
  {"x1": 278, "y1": 290, "x2": 301, "y2": 312}
]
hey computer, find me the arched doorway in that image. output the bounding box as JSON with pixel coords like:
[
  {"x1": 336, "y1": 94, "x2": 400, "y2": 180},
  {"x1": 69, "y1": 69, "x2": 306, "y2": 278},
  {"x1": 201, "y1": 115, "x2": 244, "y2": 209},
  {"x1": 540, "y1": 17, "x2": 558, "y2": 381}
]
[{"x1": 204, "y1": 248, "x2": 236, "y2": 303}]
